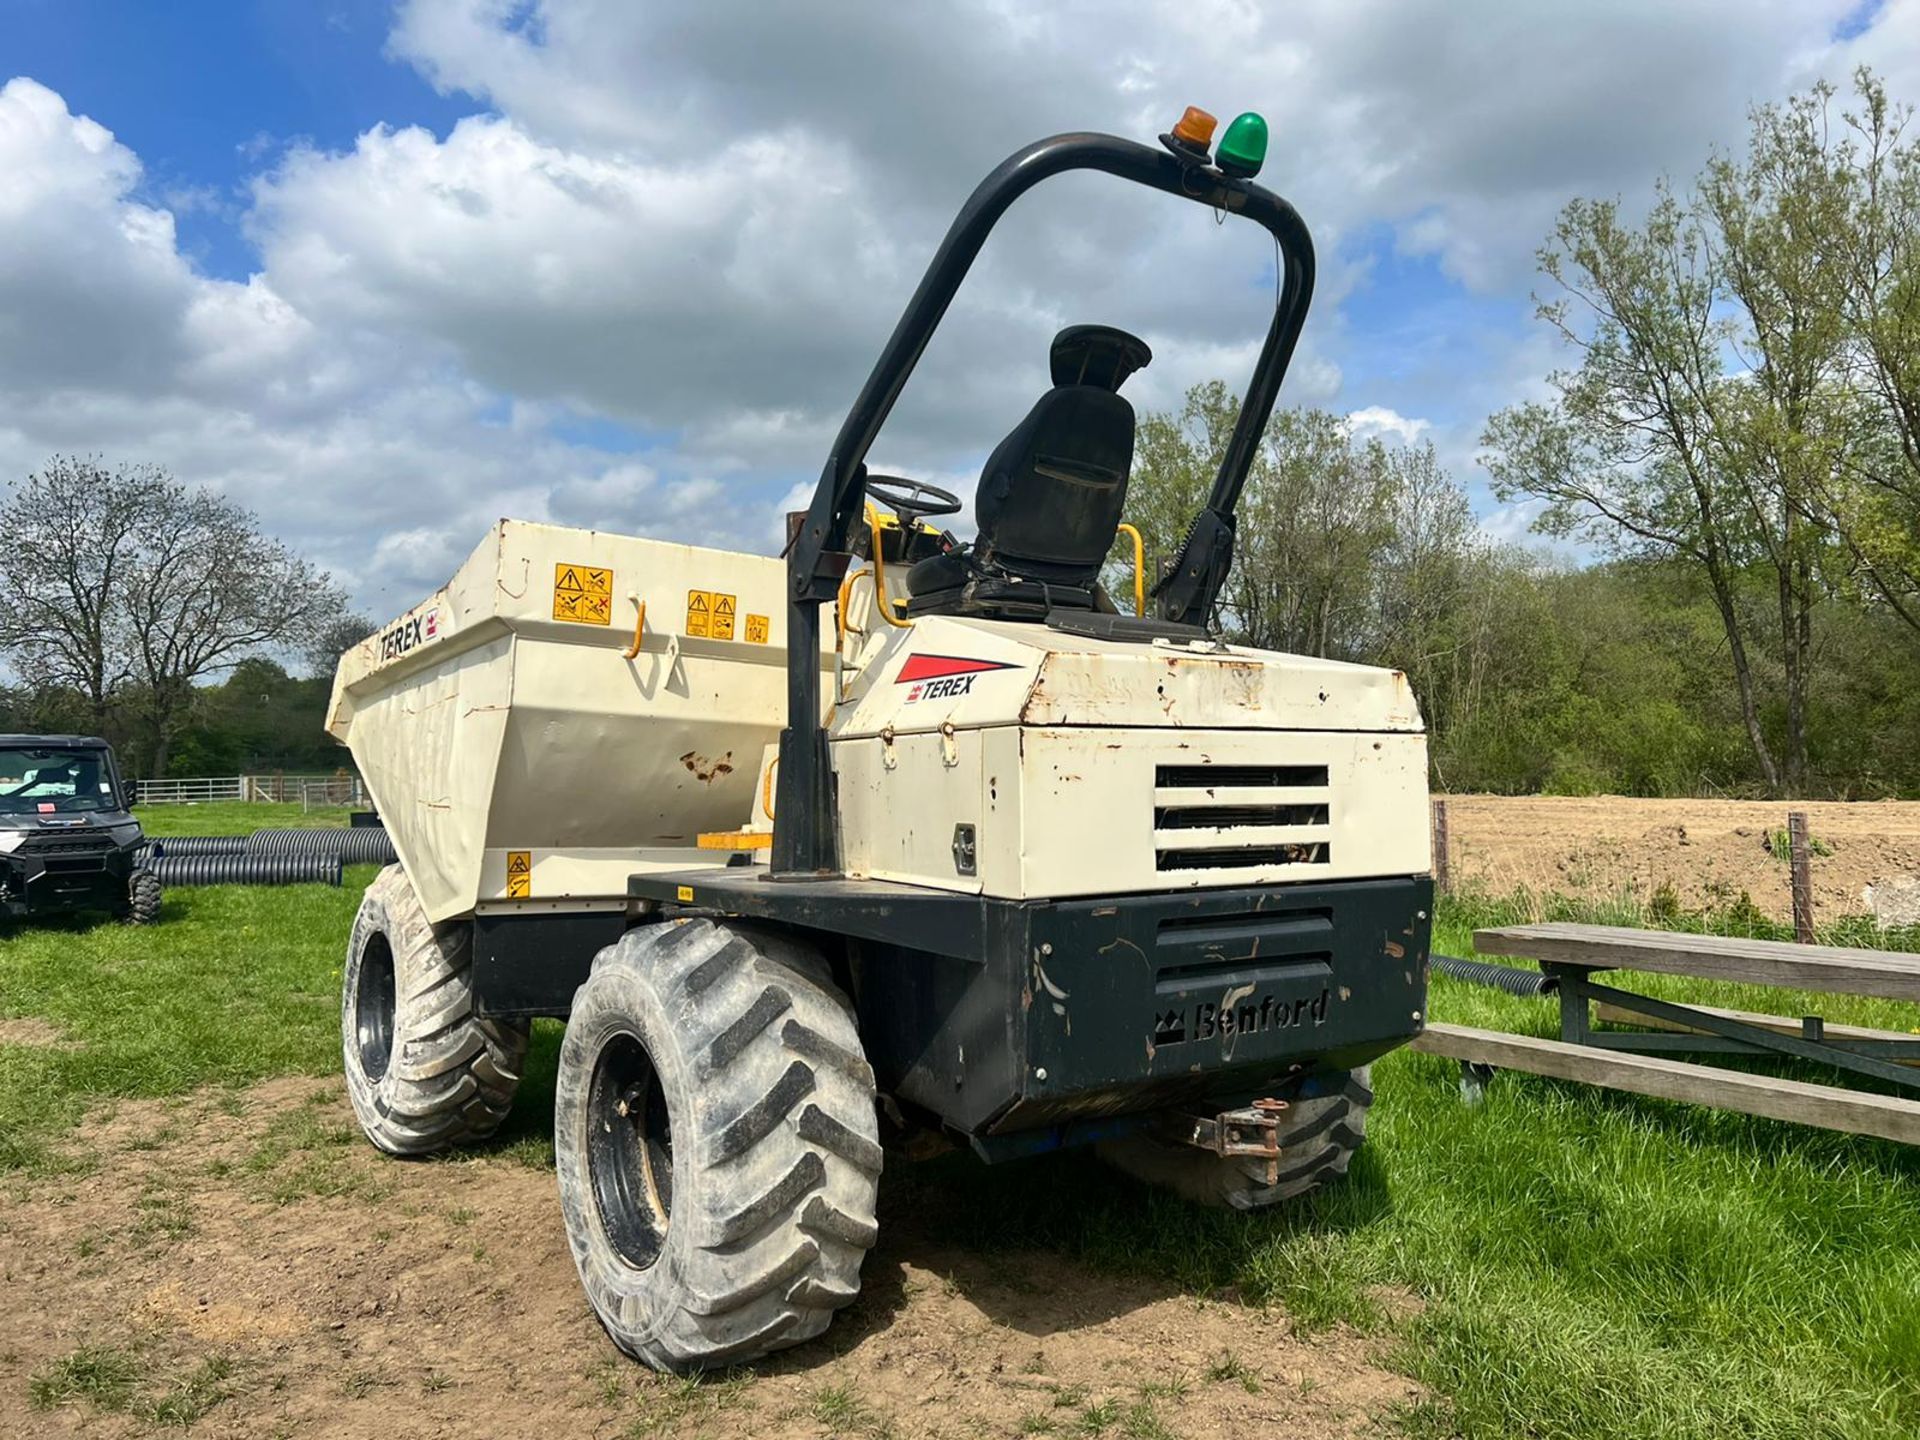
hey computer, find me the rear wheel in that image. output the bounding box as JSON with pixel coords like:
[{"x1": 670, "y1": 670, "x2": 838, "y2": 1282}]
[
  {"x1": 554, "y1": 919, "x2": 881, "y2": 1371},
  {"x1": 125, "y1": 868, "x2": 161, "y2": 925},
  {"x1": 1096, "y1": 1068, "x2": 1372, "y2": 1210},
  {"x1": 341, "y1": 865, "x2": 528, "y2": 1155}
]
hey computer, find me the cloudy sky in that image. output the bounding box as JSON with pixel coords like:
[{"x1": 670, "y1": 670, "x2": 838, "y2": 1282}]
[{"x1": 3, "y1": 0, "x2": 1916, "y2": 620}]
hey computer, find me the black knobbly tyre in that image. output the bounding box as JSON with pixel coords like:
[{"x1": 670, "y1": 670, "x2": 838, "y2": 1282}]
[
  {"x1": 125, "y1": 867, "x2": 161, "y2": 925},
  {"x1": 341, "y1": 864, "x2": 529, "y2": 1155},
  {"x1": 1096, "y1": 1068, "x2": 1372, "y2": 1210},
  {"x1": 555, "y1": 918, "x2": 882, "y2": 1372}
]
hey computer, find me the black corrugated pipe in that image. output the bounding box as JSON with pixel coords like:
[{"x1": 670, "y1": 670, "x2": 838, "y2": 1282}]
[
  {"x1": 245, "y1": 827, "x2": 397, "y2": 865},
  {"x1": 151, "y1": 853, "x2": 344, "y2": 887},
  {"x1": 1432, "y1": 953, "x2": 1558, "y2": 998},
  {"x1": 140, "y1": 835, "x2": 249, "y2": 857}
]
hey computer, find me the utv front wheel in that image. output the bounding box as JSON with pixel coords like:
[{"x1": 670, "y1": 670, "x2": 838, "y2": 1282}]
[
  {"x1": 341, "y1": 864, "x2": 529, "y2": 1154},
  {"x1": 1096, "y1": 1068, "x2": 1372, "y2": 1210},
  {"x1": 555, "y1": 919, "x2": 881, "y2": 1371},
  {"x1": 125, "y1": 868, "x2": 161, "y2": 925}
]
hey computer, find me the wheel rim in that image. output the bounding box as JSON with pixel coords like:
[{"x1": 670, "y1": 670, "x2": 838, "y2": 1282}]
[
  {"x1": 354, "y1": 933, "x2": 397, "y2": 1081},
  {"x1": 587, "y1": 1030, "x2": 673, "y2": 1270}
]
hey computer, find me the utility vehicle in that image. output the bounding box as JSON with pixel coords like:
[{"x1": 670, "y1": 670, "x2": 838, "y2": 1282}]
[
  {"x1": 0, "y1": 735, "x2": 160, "y2": 924},
  {"x1": 328, "y1": 108, "x2": 1433, "y2": 1370}
]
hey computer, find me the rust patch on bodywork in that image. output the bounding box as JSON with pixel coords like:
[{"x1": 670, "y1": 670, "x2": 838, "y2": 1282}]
[
  {"x1": 1384, "y1": 939, "x2": 1406, "y2": 959},
  {"x1": 679, "y1": 750, "x2": 735, "y2": 784}
]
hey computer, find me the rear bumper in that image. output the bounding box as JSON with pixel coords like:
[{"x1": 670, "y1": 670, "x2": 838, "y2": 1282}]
[
  {"x1": 859, "y1": 875, "x2": 1432, "y2": 1139},
  {"x1": 624, "y1": 866, "x2": 1432, "y2": 1144}
]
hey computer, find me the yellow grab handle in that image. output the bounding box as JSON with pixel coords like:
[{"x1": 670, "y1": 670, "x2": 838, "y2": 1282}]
[
  {"x1": 1116, "y1": 523, "x2": 1145, "y2": 617},
  {"x1": 865, "y1": 505, "x2": 915, "y2": 629},
  {"x1": 621, "y1": 598, "x2": 648, "y2": 659}
]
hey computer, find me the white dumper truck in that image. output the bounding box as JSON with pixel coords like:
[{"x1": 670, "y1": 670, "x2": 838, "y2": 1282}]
[{"x1": 327, "y1": 109, "x2": 1433, "y2": 1371}]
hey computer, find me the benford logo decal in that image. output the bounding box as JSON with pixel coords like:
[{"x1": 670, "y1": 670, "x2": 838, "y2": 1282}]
[
  {"x1": 896, "y1": 653, "x2": 1020, "y2": 704},
  {"x1": 1153, "y1": 989, "x2": 1332, "y2": 1046}
]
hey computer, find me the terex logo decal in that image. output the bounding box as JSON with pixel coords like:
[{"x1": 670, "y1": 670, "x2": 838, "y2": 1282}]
[
  {"x1": 896, "y1": 653, "x2": 1020, "y2": 704},
  {"x1": 379, "y1": 607, "x2": 440, "y2": 662}
]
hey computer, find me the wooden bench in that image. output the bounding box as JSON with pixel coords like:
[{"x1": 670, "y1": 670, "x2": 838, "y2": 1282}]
[{"x1": 1412, "y1": 922, "x2": 1920, "y2": 1143}]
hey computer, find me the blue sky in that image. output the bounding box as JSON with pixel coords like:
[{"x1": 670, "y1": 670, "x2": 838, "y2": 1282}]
[
  {"x1": 1, "y1": 0, "x2": 1913, "y2": 609},
  {"x1": 5, "y1": 2, "x2": 468, "y2": 277}
]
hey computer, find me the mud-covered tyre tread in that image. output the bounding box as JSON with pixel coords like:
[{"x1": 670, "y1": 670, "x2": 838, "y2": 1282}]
[
  {"x1": 126, "y1": 867, "x2": 162, "y2": 925},
  {"x1": 555, "y1": 918, "x2": 881, "y2": 1372},
  {"x1": 1095, "y1": 1067, "x2": 1373, "y2": 1211},
  {"x1": 341, "y1": 864, "x2": 528, "y2": 1155}
]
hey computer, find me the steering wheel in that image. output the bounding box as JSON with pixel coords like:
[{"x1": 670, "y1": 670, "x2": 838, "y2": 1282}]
[{"x1": 864, "y1": 473, "x2": 963, "y2": 526}]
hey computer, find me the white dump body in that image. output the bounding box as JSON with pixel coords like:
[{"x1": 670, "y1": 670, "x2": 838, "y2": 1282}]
[{"x1": 327, "y1": 520, "x2": 820, "y2": 924}]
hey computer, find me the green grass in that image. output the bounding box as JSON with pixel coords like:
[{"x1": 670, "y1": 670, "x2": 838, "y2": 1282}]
[
  {"x1": 7, "y1": 873, "x2": 1920, "y2": 1438},
  {"x1": 134, "y1": 800, "x2": 356, "y2": 836},
  {"x1": 0, "y1": 866, "x2": 379, "y2": 1172},
  {"x1": 28, "y1": 1343, "x2": 232, "y2": 1425}
]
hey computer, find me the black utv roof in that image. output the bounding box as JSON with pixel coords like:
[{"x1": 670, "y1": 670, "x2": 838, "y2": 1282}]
[{"x1": 0, "y1": 734, "x2": 113, "y2": 749}]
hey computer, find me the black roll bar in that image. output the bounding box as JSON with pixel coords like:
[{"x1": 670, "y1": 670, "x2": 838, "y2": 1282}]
[{"x1": 771, "y1": 130, "x2": 1316, "y2": 877}]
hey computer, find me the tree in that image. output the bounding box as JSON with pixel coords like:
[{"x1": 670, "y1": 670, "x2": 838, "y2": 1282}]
[
  {"x1": 117, "y1": 479, "x2": 349, "y2": 775},
  {"x1": 0, "y1": 457, "x2": 160, "y2": 727},
  {"x1": 0, "y1": 457, "x2": 350, "y2": 775},
  {"x1": 1125, "y1": 384, "x2": 1488, "y2": 686},
  {"x1": 1483, "y1": 92, "x2": 1864, "y2": 797},
  {"x1": 304, "y1": 613, "x2": 375, "y2": 681},
  {"x1": 1803, "y1": 73, "x2": 1920, "y2": 634}
]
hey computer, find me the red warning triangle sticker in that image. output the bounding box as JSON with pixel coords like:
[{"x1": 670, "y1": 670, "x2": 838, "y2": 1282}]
[{"x1": 895, "y1": 653, "x2": 1023, "y2": 684}]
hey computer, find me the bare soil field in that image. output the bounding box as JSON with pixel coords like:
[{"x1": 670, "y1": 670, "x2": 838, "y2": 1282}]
[
  {"x1": 1439, "y1": 794, "x2": 1920, "y2": 922},
  {"x1": 0, "y1": 1078, "x2": 1421, "y2": 1439}
]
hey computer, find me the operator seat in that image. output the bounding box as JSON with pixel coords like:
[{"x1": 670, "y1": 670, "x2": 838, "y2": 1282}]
[{"x1": 906, "y1": 324, "x2": 1151, "y2": 618}]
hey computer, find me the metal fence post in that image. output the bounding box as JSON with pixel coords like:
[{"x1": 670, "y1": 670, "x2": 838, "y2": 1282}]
[
  {"x1": 1788, "y1": 810, "x2": 1815, "y2": 944},
  {"x1": 1433, "y1": 799, "x2": 1450, "y2": 893}
]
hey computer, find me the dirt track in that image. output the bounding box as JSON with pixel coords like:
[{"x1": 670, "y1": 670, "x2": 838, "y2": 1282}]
[
  {"x1": 0, "y1": 1078, "x2": 1420, "y2": 1439},
  {"x1": 1439, "y1": 794, "x2": 1920, "y2": 922}
]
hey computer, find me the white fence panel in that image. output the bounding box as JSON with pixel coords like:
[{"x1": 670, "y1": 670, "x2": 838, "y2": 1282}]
[
  {"x1": 135, "y1": 774, "x2": 368, "y2": 808},
  {"x1": 133, "y1": 776, "x2": 245, "y2": 805}
]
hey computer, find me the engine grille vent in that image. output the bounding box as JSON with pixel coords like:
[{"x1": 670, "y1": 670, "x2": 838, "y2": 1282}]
[
  {"x1": 1153, "y1": 763, "x2": 1332, "y2": 873},
  {"x1": 19, "y1": 833, "x2": 115, "y2": 856}
]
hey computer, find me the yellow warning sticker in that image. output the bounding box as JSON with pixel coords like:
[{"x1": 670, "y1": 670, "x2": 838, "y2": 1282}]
[
  {"x1": 685, "y1": 589, "x2": 739, "y2": 640},
  {"x1": 676, "y1": 884, "x2": 695, "y2": 903},
  {"x1": 744, "y1": 613, "x2": 769, "y2": 644},
  {"x1": 506, "y1": 850, "x2": 531, "y2": 899},
  {"x1": 553, "y1": 564, "x2": 613, "y2": 625}
]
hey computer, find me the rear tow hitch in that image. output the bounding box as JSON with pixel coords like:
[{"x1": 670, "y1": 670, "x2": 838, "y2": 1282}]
[{"x1": 1156, "y1": 1098, "x2": 1289, "y2": 1185}]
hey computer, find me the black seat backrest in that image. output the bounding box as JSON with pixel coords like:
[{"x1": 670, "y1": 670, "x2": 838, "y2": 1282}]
[{"x1": 974, "y1": 383, "x2": 1135, "y2": 585}]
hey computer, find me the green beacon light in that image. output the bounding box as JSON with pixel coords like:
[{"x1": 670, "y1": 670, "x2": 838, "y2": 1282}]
[{"x1": 1215, "y1": 111, "x2": 1268, "y2": 179}]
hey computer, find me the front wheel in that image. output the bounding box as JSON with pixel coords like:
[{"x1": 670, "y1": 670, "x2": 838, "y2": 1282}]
[
  {"x1": 554, "y1": 919, "x2": 882, "y2": 1371},
  {"x1": 340, "y1": 865, "x2": 528, "y2": 1154},
  {"x1": 125, "y1": 867, "x2": 161, "y2": 925},
  {"x1": 1096, "y1": 1068, "x2": 1372, "y2": 1210}
]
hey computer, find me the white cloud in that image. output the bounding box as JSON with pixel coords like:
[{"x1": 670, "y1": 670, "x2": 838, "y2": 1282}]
[{"x1": 1346, "y1": 406, "x2": 1431, "y2": 446}]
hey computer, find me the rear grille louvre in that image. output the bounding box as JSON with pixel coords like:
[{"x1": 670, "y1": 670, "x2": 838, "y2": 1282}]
[
  {"x1": 1156, "y1": 764, "x2": 1328, "y2": 790},
  {"x1": 1152, "y1": 762, "x2": 1332, "y2": 873},
  {"x1": 1154, "y1": 803, "x2": 1328, "y2": 830},
  {"x1": 1157, "y1": 843, "x2": 1330, "y2": 871}
]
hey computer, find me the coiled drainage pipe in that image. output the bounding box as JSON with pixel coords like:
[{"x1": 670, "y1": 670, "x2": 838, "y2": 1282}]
[
  {"x1": 139, "y1": 835, "x2": 248, "y2": 857},
  {"x1": 150, "y1": 853, "x2": 343, "y2": 887},
  {"x1": 1431, "y1": 953, "x2": 1558, "y2": 998},
  {"x1": 246, "y1": 827, "x2": 397, "y2": 866}
]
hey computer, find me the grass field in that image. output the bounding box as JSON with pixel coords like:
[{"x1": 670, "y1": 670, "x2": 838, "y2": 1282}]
[
  {"x1": 4, "y1": 874, "x2": 1919, "y2": 1438},
  {"x1": 134, "y1": 800, "x2": 356, "y2": 836}
]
